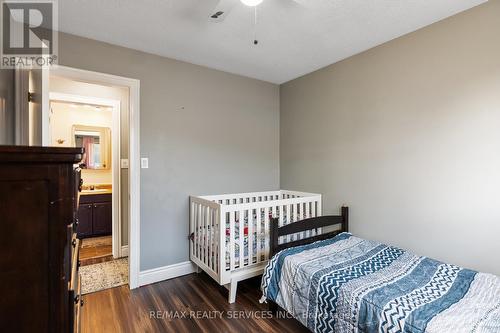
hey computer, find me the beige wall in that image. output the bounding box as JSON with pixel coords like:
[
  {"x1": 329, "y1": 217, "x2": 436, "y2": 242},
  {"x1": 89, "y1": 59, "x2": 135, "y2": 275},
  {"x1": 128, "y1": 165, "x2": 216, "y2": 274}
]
[
  {"x1": 50, "y1": 76, "x2": 130, "y2": 246},
  {"x1": 280, "y1": 1, "x2": 500, "y2": 275},
  {"x1": 57, "y1": 32, "x2": 280, "y2": 270}
]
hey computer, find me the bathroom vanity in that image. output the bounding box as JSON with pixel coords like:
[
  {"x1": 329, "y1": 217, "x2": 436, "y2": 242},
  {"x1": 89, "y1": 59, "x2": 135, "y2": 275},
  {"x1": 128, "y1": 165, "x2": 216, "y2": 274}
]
[{"x1": 77, "y1": 190, "x2": 112, "y2": 238}]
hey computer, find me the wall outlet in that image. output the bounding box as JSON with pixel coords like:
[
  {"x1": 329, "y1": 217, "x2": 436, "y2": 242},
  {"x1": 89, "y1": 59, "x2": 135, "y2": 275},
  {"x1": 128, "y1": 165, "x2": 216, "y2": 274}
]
[
  {"x1": 141, "y1": 158, "x2": 149, "y2": 169},
  {"x1": 121, "y1": 159, "x2": 129, "y2": 169}
]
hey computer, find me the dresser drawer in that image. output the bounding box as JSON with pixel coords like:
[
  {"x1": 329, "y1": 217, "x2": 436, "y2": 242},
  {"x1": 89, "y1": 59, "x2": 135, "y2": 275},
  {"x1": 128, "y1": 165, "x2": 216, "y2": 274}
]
[
  {"x1": 65, "y1": 227, "x2": 80, "y2": 292},
  {"x1": 68, "y1": 234, "x2": 82, "y2": 333},
  {"x1": 69, "y1": 236, "x2": 80, "y2": 292},
  {"x1": 71, "y1": 274, "x2": 83, "y2": 333},
  {"x1": 74, "y1": 168, "x2": 82, "y2": 223}
]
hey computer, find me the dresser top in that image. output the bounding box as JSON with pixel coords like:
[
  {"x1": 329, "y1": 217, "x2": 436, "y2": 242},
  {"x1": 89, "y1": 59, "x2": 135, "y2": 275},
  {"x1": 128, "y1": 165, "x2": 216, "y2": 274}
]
[{"x1": 0, "y1": 145, "x2": 84, "y2": 163}]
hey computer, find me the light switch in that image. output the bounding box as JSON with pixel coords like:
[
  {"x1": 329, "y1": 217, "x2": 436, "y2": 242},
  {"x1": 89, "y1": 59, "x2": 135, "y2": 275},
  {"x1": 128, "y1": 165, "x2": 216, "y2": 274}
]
[
  {"x1": 141, "y1": 158, "x2": 149, "y2": 169},
  {"x1": 121, "y1": 159, "x2": 129, "y2": 169}
]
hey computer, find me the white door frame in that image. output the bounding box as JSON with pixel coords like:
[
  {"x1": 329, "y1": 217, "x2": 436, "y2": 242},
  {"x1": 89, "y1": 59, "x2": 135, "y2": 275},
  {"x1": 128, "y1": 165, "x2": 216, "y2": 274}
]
[
  {"x1": 13, "y1": 59, "x2": 50, "y2": 146},
  {"x1": 49, "y1": 92, "x2": 122, "y2": 259},
  {"x1": 49, "y1": 65, "x2": 141, "y2": 289}
]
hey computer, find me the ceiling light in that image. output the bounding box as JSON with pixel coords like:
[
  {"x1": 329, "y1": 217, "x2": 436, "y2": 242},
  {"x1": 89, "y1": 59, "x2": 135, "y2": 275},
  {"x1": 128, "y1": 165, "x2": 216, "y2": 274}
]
[{"x1": 240, "y1": 0, "x2": 263, "y2": 7}]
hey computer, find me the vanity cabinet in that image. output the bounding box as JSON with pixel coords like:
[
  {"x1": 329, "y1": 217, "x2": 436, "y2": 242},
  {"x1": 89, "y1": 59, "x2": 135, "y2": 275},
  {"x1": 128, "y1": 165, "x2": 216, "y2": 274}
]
[
  {"x1": 77, "y1": 193, "x2": 112, "y2": 238},
  {"x1": 77, "y1": 203, "x2": 92, "y2": 237},
  {"x1": 93, "y1": 202, "x2": 112, "y2": 234}
]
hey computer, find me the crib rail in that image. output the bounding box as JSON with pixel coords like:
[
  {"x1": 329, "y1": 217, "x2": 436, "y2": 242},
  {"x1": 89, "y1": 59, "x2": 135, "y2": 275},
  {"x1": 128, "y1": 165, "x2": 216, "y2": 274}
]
[
  {"x1": 202, "y1": 190, "x2": 281, "y2": 205},
  {"x1": 190, "y1": 190, "x2": 322, "y2": 285}
]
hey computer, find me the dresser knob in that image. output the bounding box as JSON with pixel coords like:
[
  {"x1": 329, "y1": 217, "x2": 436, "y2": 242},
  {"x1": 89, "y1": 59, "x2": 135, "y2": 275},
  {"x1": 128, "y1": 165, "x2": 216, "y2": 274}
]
[
  {"x1": 74, "y1": 295, "x2": 79, "y2": 304},
  {"x1": 72, "y1": 239, "x2": 77, "y2": 248},
  {"x1": 80, "y1": 298, "x2": 84, "y2": 307},
  {"x1": 77, "y1": 260, "x2": 81, "y2": 268}
]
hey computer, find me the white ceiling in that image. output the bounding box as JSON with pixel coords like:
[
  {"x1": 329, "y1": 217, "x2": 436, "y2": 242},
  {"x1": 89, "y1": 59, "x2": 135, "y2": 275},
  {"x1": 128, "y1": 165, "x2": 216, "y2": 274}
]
[{"x1": 57, "y1": 0, "x2": 486, "y2": 84}]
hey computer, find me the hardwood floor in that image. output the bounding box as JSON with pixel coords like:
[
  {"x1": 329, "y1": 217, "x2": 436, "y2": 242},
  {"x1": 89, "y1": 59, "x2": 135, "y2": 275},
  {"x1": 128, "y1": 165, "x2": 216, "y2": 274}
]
[
  {"x1": 81, "y1": 272, "x2": 309, "y2": 333},
  {"x1": 80, "y1": 236, "x2": 113, "y2": 266}
]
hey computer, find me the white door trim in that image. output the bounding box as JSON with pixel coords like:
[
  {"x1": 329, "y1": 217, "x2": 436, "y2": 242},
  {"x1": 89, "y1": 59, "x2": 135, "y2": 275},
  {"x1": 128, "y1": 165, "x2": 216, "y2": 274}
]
[
  {"x1": 49, "y1": 92, "x2": 122, "y2": 259},
  {"x1": 49, "y1": 65, "x2": 141, "y2": 289}
]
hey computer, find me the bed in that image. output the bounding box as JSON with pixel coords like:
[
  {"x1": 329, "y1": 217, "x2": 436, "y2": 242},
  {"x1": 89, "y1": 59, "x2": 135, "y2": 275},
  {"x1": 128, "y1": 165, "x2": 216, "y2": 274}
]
[
  {"x1": 261, "y1": 208, "x2": 500, "y2": 333},
  {"x1": 190, "y1": 190, "x2": 322, "y2": 303}
]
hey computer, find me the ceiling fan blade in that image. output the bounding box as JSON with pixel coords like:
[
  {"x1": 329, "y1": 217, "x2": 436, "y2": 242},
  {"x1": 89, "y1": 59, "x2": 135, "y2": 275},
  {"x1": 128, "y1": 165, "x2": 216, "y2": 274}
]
[
  {"x1": 209, "y1": 0, "x2": 238, "y2": 22},
  {"x1": 175, "y1": 0, "x2": 220, "y2": 22}
]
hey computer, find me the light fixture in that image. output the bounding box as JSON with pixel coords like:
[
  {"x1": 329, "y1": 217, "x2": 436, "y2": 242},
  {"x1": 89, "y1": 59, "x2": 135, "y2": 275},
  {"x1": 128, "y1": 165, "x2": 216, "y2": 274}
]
[{"x1": 240, "y1": 0, "x2": 263, "y2": 7}]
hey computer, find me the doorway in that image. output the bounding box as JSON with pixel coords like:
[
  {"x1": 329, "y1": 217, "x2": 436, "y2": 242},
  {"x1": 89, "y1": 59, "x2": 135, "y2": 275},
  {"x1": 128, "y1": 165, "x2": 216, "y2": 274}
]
[
  {"x1": 47, "y1": 66, "x2": 140, "y2": 290},
  {"x1": 49, "y1": 89, "x2": 127, "y2": 293},
  {"x1": 49, "y1": 93, "x2": 121, "y2": 259}
]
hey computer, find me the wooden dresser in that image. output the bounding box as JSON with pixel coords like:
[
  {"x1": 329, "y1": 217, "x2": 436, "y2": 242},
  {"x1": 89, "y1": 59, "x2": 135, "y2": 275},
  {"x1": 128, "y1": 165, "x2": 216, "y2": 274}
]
[{"x1": 0, "y1": 146, "x2": 84, "y2": 333}]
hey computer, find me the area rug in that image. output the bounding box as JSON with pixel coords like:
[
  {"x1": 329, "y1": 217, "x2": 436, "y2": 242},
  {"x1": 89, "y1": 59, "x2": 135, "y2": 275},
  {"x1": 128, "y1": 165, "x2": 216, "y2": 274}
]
[{"x1": 80, "y1": 258, "x2": 128, "y2": 294}]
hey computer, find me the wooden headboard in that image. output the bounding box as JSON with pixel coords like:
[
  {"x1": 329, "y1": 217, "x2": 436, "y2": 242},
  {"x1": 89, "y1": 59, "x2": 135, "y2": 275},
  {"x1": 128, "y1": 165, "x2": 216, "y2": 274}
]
[{"x1": 269, "y1": 207, "x2": 349, "y2": 257}]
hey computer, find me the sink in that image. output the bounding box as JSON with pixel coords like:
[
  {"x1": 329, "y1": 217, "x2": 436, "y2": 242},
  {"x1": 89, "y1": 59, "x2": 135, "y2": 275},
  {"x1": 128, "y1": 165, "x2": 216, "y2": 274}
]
[
  {"x1": 81, "y1": 189, "x2": 112, "y2": 195},
  {"x1": 80, "y1": 184, "x2": 112, "y2": 195},
  {"x1": 82, "y1": 189, "x2": 109, "y2": 193}
]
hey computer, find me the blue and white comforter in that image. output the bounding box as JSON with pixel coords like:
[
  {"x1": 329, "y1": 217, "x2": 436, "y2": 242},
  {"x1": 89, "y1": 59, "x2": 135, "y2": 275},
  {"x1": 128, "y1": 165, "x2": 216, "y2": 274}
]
[{"x1": 261, "y1": 233, "x2": 500, "y2": 333}]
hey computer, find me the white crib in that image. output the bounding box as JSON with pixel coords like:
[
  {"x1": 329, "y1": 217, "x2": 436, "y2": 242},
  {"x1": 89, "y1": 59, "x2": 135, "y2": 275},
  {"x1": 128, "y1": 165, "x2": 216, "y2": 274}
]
[{"x1": 189, "y1": 190, "x2": 322, "y2": 303}]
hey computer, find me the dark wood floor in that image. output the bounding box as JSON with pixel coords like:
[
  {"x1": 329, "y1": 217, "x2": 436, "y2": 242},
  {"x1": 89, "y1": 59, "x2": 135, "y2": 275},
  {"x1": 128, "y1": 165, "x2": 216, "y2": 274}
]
[{"x1": 82, "y1": 272, "x2": 309, "y2": 333}]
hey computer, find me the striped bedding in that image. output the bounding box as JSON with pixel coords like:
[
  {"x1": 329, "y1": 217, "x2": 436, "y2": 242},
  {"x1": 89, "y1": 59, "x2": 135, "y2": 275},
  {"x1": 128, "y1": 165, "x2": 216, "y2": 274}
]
[{"x1": 261, "y1": 233, "x2": 500, "y2": 333}]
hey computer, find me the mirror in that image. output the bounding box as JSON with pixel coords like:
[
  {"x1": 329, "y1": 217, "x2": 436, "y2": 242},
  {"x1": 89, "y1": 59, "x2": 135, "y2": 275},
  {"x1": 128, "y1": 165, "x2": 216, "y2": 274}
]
[{"x1": 72, "y1": 125, "x2": 111, "y2": 169}]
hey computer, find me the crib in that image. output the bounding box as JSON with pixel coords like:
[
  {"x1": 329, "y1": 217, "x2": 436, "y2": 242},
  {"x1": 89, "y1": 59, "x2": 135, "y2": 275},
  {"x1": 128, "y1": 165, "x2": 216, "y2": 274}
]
[{"x1": 189, "y1": 190, "x2": 322, "y2": 303}]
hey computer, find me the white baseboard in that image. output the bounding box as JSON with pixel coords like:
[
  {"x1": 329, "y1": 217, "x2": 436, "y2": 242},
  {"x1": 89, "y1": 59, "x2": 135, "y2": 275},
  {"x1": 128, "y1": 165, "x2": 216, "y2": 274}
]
[
  {"x1": 121, "y1": 245, "x2": 129, "y2": 257},
  {"x1": 139, "y1": 261, "x2": 196, "y2": 287}
]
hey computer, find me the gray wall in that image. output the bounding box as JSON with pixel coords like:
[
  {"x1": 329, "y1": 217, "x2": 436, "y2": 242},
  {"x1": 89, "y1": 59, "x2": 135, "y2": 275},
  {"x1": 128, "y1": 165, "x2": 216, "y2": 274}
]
[
  {"x1": 0, "y1": 69, "x2": 15, "y2": 145},
  {"x1": 280, "y1": 1, "x2": 500, "y2": 275},
  {"x1": 58, "y1": 33, "x2": 280, "y2": 270}
]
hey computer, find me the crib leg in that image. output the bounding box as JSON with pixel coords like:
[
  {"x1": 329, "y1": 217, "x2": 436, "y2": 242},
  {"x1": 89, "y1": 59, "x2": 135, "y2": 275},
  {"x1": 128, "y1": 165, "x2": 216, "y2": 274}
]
[
  {"x1": 195, "y1": 265, "x2": 201, "y2": 273},
  {"x1": 228, "y1": 280, "x2": 238, "y2": 304}
]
